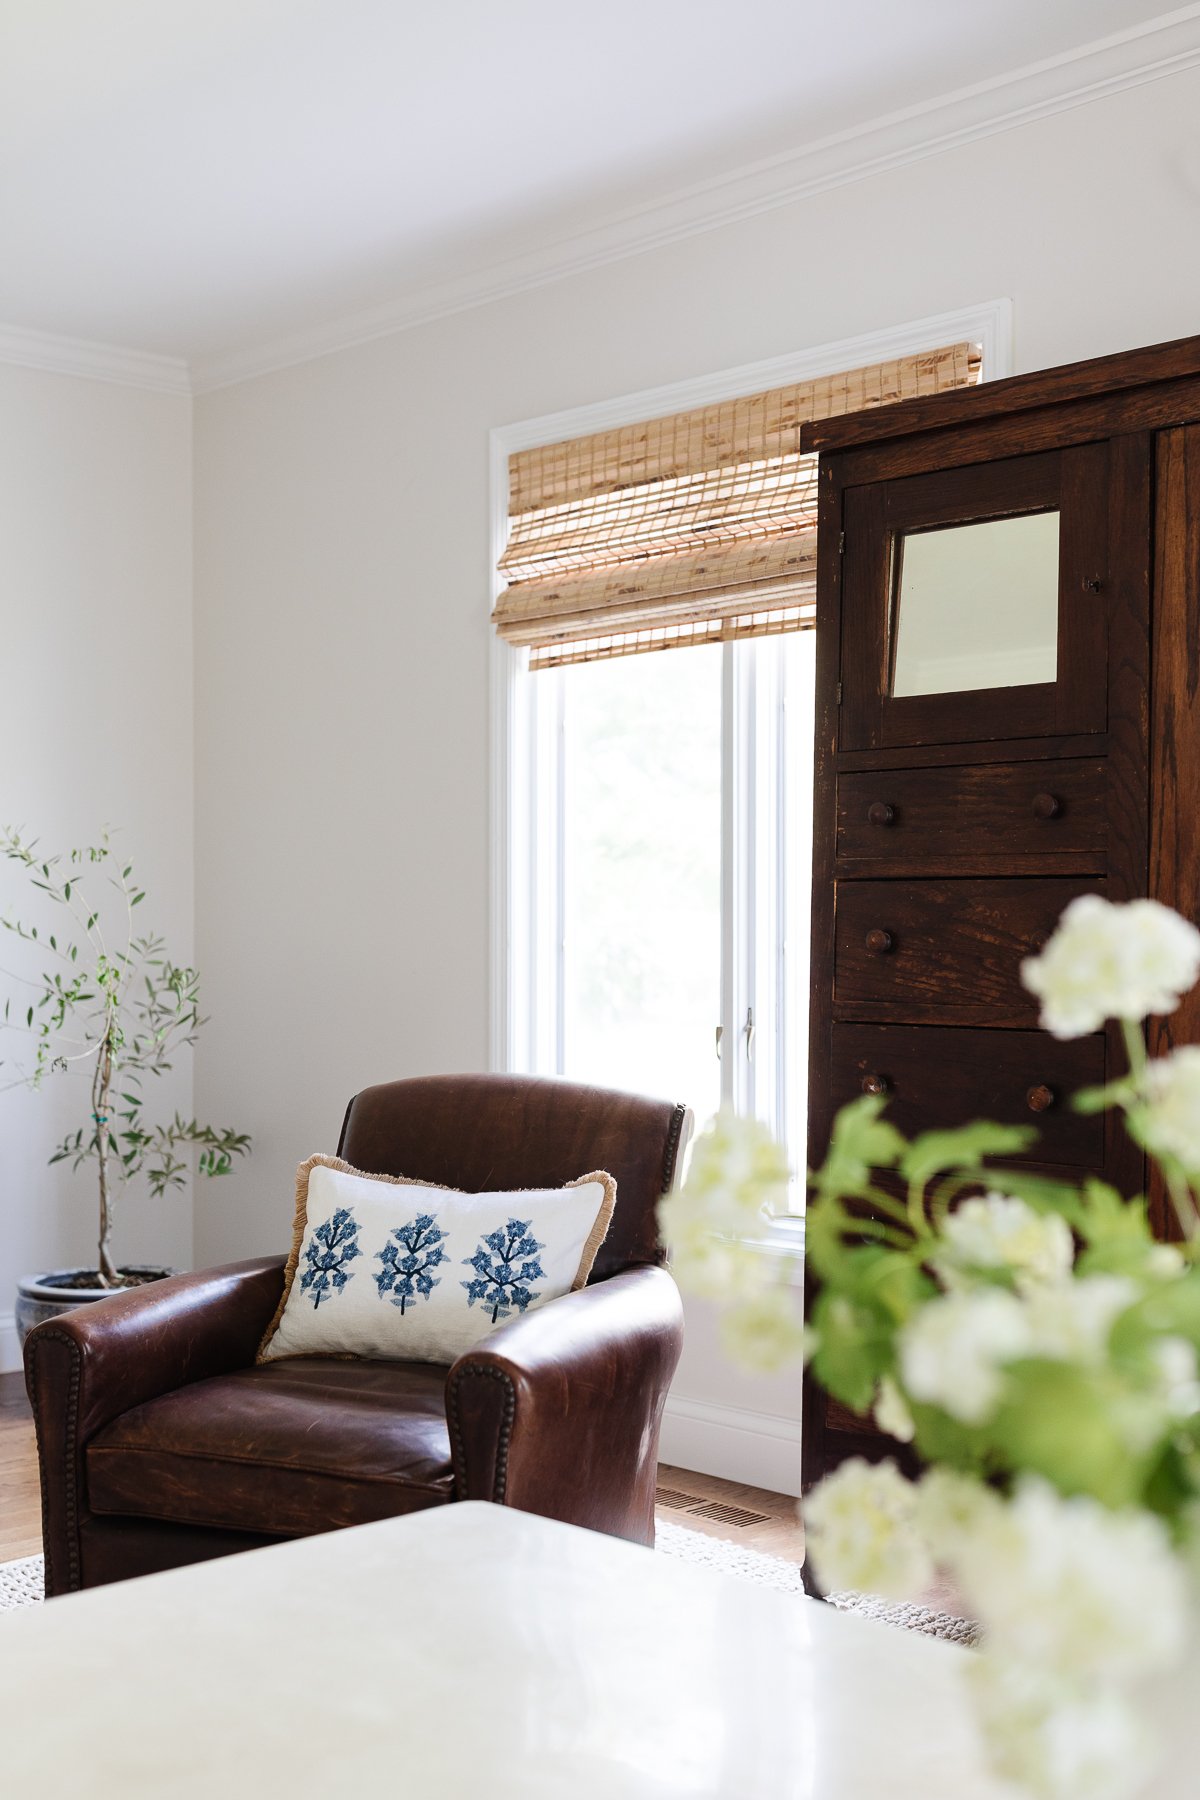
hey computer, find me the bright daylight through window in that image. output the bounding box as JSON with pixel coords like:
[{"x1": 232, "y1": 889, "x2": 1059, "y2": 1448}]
[{"x1": 534, "y1": 630, "x2": 814, "y2": 1214}]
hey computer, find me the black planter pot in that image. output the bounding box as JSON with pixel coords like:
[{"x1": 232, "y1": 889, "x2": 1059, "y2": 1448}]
[{"x1": 15, "y1": 1266, "x2": 177, "y2": 1346}]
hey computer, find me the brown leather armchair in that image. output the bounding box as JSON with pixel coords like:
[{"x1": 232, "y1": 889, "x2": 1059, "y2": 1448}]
[{"x1": 25, "y1": 1074, "x2": 689, "y2": 1595}]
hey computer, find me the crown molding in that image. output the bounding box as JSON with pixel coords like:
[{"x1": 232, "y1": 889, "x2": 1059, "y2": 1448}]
[
  {"x1": 3, "y1": 9, "x2": 1197, "y2": 397},
  {"x1": 0, "y1": 320, "x2": 190, "y2": 395},
  {"x1": 192, "y1": 5, "x2": 1200, "y2": 393}
]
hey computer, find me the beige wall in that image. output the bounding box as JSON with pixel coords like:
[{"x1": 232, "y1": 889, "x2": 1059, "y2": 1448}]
[
  {"x1": 187, "y1": 65, "x2": 1200, "y2": 1487},
  {"x1": 0, "y1": 365, "x2": 193, "y2": 1366}
]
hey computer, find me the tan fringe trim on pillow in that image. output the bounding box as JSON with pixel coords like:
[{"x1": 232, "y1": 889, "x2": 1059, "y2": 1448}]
[
  {"x1": 566, "y1": 1171, "x2": 617, "y2": 1288},
  {"x1": 257, "y1": 1155, "x2": 619, "y2": 1362}
]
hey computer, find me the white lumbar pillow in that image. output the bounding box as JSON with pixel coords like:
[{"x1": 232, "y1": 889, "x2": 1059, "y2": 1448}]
[{"x1": 258, "y1": 1154, "x2": 617, "y2": 1366}]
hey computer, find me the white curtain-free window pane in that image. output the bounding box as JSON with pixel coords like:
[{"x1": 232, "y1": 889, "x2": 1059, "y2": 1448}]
[
  {"x1": 561, "y1": 644, "x2": 723, "y2": 1122},
  {"x1": 780, "y1": 629, "x2": 815, "y2": 1208}
]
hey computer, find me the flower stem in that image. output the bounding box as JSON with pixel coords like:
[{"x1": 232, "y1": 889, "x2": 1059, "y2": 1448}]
[
  {"x1": 1165, "y1": 1169, "x2": 1200, "y2": 1244},
  {"x1": 1121, "y1": 1016, "x2": 1147, "y2": 1080}
]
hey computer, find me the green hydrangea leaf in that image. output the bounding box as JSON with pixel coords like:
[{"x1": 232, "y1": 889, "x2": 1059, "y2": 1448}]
[
  {"x1": 1072, "y1": 1079, "x2": 1136, "y2": 1116},
  {"x1": 907, "y1": 1401, "x2": 990, "y2": 1474},
  {"x1": 899, "y1": 1121, "x2": 1037, "y2": 1190},
  {"x1": 1140, "y1": 1439, "x2": 1200, "y2": 1528},
  {"x1": 816, "y1": 1095, "x2": 906, "y2": 1194},
  {"x1": 990, "y1": 1360, "x2": 1151, "y2": 1508},
  {"x1": 1073, "y1": 1182, "x2": 1160, "y2": 1273},
  {"x1": 1114, "y1": 1268, "x2": 1200, "y2": 1348},
  {"x1": 809, "y1": 1286, "x2": 896, "y2": 1415}
]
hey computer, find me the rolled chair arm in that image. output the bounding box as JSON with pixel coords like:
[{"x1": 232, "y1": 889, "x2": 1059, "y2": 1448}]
[
  {"x1": 445, "y1": 1264, "x2": 684, "y2": 1546},
  {"x1": 24, "y1": 1256, "x2": 285, "y2": 1594}
]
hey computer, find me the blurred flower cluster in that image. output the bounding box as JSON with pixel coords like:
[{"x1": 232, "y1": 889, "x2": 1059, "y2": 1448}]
[
  {"x1": 658, "y1": 1107, "x2": 808, "y2": 1371},
  {"x1": 659, "y1": 895, "x2": 1200, "y2": 1800}
]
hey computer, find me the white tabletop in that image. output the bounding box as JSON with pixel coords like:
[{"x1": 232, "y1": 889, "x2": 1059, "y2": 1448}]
[{"x1": 0, "y1": 1502, "x2": 1006, "y2": 1798}]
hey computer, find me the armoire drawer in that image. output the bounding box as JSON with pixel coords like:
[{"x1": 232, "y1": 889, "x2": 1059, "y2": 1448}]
[
  {"x1": 833, "y1": 877, "x2": 1102, "y2": 1027},
  {"x1": 836, "y1": 759, "x2": 1108, "y2": 875},
  {"x1": 830, "y1": 1024, "x2": 1107, "y2": 1169}
]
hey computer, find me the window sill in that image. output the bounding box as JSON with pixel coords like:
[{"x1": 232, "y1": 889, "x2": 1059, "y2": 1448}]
[{"x1": 737, "y1": 1213, "x2": 806, "y2": 1285}]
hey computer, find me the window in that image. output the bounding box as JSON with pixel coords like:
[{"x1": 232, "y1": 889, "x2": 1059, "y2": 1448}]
[
  {"x1": 492, "y1": 312, "x2": 1005, "y2": 1231},
  {"x1": 505, "y1": 629, "x2": 813, "y2": 1211}
]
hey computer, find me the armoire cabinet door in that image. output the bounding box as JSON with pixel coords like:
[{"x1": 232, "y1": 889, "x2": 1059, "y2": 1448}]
[{"x1": 839, "y1": 443, "x2": 1113, "y2": 750}]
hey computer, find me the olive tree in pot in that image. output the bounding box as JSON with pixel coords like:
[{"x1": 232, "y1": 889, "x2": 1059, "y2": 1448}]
[{"x1": 2, "y1": 827, "x2": 250, "y2": 1340}]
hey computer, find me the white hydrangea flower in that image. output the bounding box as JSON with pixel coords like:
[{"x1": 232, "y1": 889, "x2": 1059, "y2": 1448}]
[
  {"x1": 1110, "y1": 1335, "x2": 1200, "y2": 1456},
  {"x1": 1021, "y1": 1274, "x2": 1137, "y2": 1366},
  {"x1": 1151, "y1": 1335, "x2": 1200, "y2": 1421},
  {"x1": 803, "y1": 1457, "x2": 932, "y2": 1599},
  {"x1": 719, "y1": 1286, "x2": 809, "y2": 1372},
  {"x1": 657, "y1": 1218, "x2": 771, "y2": 1303},
  {"x1": 1020, "y1": 894, "x2": 1200, "y2": 1038},
  {"x1": 954, "y1": 1479, "x2": 1188, "y2": 1687},
  {"x1": 915, "y1": 1466, "x2": 1004, "y2": 1550},
  {"x1": 969, "y1": 1657, "x2": 1150, "y2": 1800},
  {"x1": 680, "y1": 1106, "x2": 792, "y2": 1225},
  {"x1": 873, "y1": 1374, "x2": 915, "y2": 1444},
  {"x1": 898, "y1": 1288, "x2": 1031, "y2": 1424},
  {"x1": 1146, "y1": 1242, "x2": 1187, "y2": 1277},
  {"x1": 1139, "y1": 1046, "x2": 1200, "y2": 1173},
  {"x1": 658, "y1": 1108, "x2": 791, "y2": 1300},
  {"x1": 934, "y1": 1192, "x2": 1074, "y2": 1290}
]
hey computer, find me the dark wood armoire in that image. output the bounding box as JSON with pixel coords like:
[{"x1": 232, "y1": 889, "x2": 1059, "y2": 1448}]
[{"x1": 799, "y1": 334, "x2": 1200, "y2": 1502}]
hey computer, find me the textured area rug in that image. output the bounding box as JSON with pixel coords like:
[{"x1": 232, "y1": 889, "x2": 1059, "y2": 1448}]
[
  {"x1": 655, "y1": 1519, "x2": 979, "y2": 1646},
  {"x1": 0, "y1": 1555, "x2": 44, "y2": 1612},
  {"x1": 2, "y1": 1534, "x2": 980, "y2": 1644},
  {"x1": 655, "y1": 1518, "x2": 808, "y2": 1592}
]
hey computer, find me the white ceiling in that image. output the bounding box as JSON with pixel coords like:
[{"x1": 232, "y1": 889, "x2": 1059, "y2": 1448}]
[{"x1": 0, "y1": 1, "x2": 1191, "y2": 371}]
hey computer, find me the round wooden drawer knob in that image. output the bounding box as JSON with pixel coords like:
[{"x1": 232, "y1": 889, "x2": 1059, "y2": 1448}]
[
  {"x1": 1032, "y1": 793, "x2": 1062, "y2": 820},
  {"x1": 861, "y1": 1072, "x2": 889, "y2": 1096},
  {"x1": 865, "y1": 928, "x2": 894, "y2": 955},
  {"x1": 1026, "y1": 1084, "x2": 1056, "y2": 1114},
  {"x1": 867, "y1": 802, "x2": 895, "y2": 827}
]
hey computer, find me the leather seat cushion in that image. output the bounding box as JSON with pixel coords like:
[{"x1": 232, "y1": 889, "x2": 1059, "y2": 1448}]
[{"x1": 87, "y1": 1357, "x2": 455, "y2": 1537}]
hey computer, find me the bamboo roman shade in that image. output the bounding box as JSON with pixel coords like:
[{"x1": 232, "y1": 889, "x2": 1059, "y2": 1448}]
[{"x1": 493, "y1": 341, "x2": 982, "y2": 669}]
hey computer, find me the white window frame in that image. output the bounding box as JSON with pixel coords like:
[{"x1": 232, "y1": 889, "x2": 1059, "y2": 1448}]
[{"x1": 489, "y1": 302, "x2": 1013, "y2": 1242}]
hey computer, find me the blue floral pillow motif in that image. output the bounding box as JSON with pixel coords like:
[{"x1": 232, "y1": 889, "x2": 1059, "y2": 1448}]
[
  {"x1": 462, "y1": 1219, "x2": 546, "y2": 1323},
  {"x1": 299, "y1": 1206, "x2": 361, "y2": 1308},
  {"x1": 258, "y1": 1155, "x2": 616, "y2": 1367},
  {"x1": 375, "y1": 1214, "x2": 449, "y2": 1314}
]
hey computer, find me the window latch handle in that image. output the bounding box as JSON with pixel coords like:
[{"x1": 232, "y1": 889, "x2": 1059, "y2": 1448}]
[
  {"x1": 744, "y1": 1006, "x2": 755, "y2": 1063},
  {"x1": 715, "y1": 1024, "x2": 723, "y2": 1061}
]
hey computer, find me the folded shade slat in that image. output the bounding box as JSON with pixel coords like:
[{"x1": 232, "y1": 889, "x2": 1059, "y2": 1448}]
[
  {"x1": 494, "y1": 342, "x2": 981, "y2": 670},
  {"x1": 500, "y1": 456, "x2": 819, "y2": 582}
]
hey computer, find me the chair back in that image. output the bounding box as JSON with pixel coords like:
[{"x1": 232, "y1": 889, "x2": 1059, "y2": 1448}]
[{"x1": 337, "y1": 1074, "x2": 689, "y2": 1283}]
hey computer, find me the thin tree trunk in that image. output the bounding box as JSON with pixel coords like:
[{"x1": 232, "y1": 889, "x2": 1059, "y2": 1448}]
[{"x1": 92, "y1": 1030, "x2": 118, "y2": 1286}]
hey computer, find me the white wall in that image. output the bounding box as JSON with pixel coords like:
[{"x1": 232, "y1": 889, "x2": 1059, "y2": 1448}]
[
  {"x1": 192, "y1": 67, "x2": 1200, "y2": 1488},
  {"x1": 0, "y1": 366, "x2": 193, "y2": 1370}
]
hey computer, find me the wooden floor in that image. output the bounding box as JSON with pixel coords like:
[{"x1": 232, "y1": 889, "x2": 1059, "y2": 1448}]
[
  {"x1": 0, "y1": 1372, "x2": 41, "y2": 1561},
  {"x1": 655, "y1": 1462, "x2": 804, "y2": 1565},
  {"x1": 0, "y1": 1370, "x2": 804, "y2": 1569}
]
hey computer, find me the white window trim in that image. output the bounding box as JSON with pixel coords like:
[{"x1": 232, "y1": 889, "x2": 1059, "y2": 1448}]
[{"x1": 489, "y1": 300, "x2": 1015, "y2": 1084}]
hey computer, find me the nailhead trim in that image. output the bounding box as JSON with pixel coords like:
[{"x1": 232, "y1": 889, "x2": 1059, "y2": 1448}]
[
  {"x1": 446, "y1": 1363, "x2": 516, "y2": 1505},
  {"x1": 25, "y1": 1328, "x2": 84, "y2": 1594},
  {"x1": 661, "y1": 1103, "x2": 687, "y2": 1192}
]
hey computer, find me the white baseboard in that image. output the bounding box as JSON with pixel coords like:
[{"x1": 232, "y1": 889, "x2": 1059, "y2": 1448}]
[
  {"x1": 660, "y1": 1393, "x2": 802, "y2": 1498},
  {"x1": 0, "y1": 1312, "x2": 20, "y2": 1376}
]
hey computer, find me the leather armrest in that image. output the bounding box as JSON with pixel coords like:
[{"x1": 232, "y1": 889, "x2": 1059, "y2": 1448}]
[
  {"x1": 25, "y1": 1256, "x2": 286, "y2": 1440},
  {"x1": 24, "y1": 1257, "x2": 285, "y2": 1593},
  {"x1": 445, "y1": 1264, "x2": 684, "y2": 1544}
]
